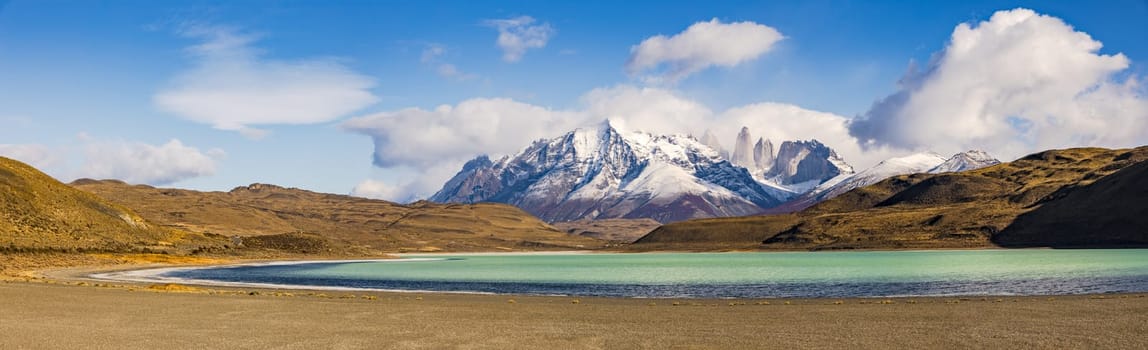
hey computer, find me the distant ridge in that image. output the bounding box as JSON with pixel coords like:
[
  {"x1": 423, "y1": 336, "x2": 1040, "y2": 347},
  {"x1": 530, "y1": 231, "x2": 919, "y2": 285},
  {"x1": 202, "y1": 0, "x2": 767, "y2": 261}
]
[{"x1": 72, "y1": 179, "x2": 605, "y2": 253}]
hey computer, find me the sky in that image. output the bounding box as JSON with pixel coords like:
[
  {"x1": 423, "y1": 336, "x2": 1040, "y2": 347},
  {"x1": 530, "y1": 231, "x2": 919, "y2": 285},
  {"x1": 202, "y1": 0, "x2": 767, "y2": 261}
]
[{"x1": 1, "y1": 0, "x2": 1146, "y2": 202}]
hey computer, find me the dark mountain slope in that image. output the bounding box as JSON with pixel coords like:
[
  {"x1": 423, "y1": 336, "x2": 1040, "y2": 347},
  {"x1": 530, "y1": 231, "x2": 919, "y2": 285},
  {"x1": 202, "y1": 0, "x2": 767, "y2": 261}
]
[{"x1": 995, "y1": 157, "x2": 1148, "y2": 247}]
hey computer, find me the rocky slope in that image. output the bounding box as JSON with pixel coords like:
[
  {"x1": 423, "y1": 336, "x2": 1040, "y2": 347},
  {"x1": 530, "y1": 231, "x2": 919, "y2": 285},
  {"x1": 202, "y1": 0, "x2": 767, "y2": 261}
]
[
  {"x1": 0, "y1": 157, "x2": 224, "y2": 252},
  {"x1": 72, "y1": 180, "x2": 606, "y2": 253},
  {"x1": 633, "y1": 146, "x2": 1148, "y2": 250}
]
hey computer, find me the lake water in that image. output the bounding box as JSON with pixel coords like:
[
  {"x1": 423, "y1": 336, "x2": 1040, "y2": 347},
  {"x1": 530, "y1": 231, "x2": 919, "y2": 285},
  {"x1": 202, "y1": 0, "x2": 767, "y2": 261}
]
[{"x1": 161, "y1": 250, "x2": 1148, "y2": 298}]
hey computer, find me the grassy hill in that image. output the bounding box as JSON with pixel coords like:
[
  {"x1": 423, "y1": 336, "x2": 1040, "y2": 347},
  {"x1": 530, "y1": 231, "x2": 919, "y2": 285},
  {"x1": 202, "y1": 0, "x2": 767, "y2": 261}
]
[
  {"x1": 0, "y1": 157, "x2": 225, "y2": 253},
  {"x1": 552, "y1": 218, "x2": 662, "y2": 243},
  {"x1": 71, "y1": 181, "x2": 607, "y2": 253},
  {"x1": 634, "y1": 146, "x2": 1148, "y2": 250}
]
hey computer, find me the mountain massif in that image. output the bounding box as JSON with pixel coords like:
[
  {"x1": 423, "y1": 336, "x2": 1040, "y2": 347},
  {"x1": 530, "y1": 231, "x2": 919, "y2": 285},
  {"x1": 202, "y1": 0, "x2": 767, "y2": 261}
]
[
  {"x1": 634, "y1": 146, "x2": 1148, "y2": 250},
  {"x1": 432, "y1": 121, "x2": 854, "y2": 223}
]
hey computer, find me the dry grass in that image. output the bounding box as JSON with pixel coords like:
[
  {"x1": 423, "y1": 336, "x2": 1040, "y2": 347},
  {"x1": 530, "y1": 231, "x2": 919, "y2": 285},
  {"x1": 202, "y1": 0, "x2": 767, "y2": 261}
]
[
  {"x1": 552, "y1": 218, "x2": 662, "y2": 243},
  {"x1": 70, "y1": 180, "x2": 608, "y2": 254},
  {"x1": 0, "y1": 157, "x2": 227, "y2": 253},
  {"x1": 146, "y1": 283, "x2": 201, "y2": 292}
]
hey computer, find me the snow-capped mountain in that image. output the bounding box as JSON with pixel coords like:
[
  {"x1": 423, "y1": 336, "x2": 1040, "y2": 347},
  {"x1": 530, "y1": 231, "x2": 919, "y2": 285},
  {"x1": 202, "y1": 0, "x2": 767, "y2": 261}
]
[
  {"x1": 707, "y1": 127, "x2": 854, "y2": 201},
  {"x1": 431, "y1": 120, "x2": 784, "y2": 223},
  {"x1": 807, "y1": 152, "x2": 948, "y2": 202},
  {"x1": 767, "y1": 150, "x2": 1000, "y2": 213},
  {"x1": 928, "y1": 150, "x2": 1001, "y2": 173}
]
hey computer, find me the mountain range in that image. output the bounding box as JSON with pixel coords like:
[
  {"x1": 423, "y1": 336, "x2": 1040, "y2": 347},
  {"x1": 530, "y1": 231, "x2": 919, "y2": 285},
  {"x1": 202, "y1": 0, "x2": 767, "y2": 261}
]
[
  {"x1": 431, "y1": 121, "x2": 854, "y2": 222},
  {"x1": 432, "y1": 120, "x2": 999, "y2": 223},
  {"x1": 2, "y1": 144, "x2": 1146, "y2": 256}
]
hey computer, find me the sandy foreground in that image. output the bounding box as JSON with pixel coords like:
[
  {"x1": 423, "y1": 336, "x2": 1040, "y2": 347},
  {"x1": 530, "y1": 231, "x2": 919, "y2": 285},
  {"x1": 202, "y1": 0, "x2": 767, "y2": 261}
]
[{"x1": 1, "y1": 276, "x2": 1147, "y2": 349}]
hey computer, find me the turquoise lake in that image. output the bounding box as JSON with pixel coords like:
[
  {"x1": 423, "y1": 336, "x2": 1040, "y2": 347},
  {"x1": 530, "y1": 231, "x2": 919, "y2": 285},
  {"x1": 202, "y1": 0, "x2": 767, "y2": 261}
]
[{"x1": 167, "y1": 249, "x2": 1148, "y2": 298}]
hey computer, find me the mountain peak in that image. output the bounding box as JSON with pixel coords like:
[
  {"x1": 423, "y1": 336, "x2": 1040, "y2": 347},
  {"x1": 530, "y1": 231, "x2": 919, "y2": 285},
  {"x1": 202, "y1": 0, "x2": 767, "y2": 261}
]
[
  {"x1": 929, "y1": 150, "x2": 1001, "y2": 173},
  {"x1": 731, "y1": 126, "x2": 755, "y2": 169},
  {"x1": 598, "y1": 118, "x2": 617, "y2": 131},
  {"x1": 765, "y1": 139, "x2": 852, "y2": 185}
]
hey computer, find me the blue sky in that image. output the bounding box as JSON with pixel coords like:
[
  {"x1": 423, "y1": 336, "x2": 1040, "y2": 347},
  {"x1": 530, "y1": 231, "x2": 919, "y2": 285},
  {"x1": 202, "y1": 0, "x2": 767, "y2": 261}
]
[{"x1": 1, "y1": 0, "x2": 1146, "y2": 200}]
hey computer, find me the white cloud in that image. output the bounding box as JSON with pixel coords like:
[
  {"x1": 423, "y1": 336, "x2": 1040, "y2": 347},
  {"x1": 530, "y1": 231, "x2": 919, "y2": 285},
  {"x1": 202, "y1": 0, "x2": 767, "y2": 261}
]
[
  {"x1": 351, "y1": 179, "x2": 405, "y2": 202},
  {"x1": 154, "y1": 25, "x2": 379, "y2": 137},
  {"x1": 627, "y1": 18, "x2": 785, "y2": 84},
  {"x1": 79, "y1": 139, "x2": 223, "y2": 185},
  {"x1": 436, "y1": 63, "x2": 476, "y2": 80},
  {"x1": 342, "y1": 98, "x2": 587, "y2": 169},
  {"x1": 0, "y1": 144, "x2": 60, "y2": 170},
  {"x1": 849, "y1": 8, "x2": 1148, "y2": 161},
  {"x1": 581, "y1": 85, "x2": 713, "y2": 136},
  {"x1": 483, "y1": 16, "x2": 554, "y2": 62}
]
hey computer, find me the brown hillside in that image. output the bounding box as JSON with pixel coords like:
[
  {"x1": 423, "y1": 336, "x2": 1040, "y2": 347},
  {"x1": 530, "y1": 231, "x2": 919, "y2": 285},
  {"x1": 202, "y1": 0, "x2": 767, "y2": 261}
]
[
  {"x1": 71, "y1": 181, "x2": 607, "y2": 253},
  {"x1": 995, "y1": 157, "x2": 1148, "y2": 247},
  {"x1": 0, "y1": 157, "x2": 224, "y2": 252},
  {"x1": 634, "y1": 146, "x2": 1148, "y2": 250},
  {"x1": 552, "y1": 218, "x2": 662, "y2": 243}
]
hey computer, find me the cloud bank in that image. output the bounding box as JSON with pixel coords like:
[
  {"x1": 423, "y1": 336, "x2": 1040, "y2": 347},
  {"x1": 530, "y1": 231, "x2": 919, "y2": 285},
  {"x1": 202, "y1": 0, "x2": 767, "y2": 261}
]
[
  {"x1": 2, "y1": 138, "x2": 221, "y2": 186},
  {"x1": 80, "y1": 139, "x2": 223, "y2": 185},
  {"x1": 484, "y1": 16, "x2": 554, "y2": 62},
  {"x1": 350, "y1": 179, "x2": 407, "y2": 201},
  {"x1": 627, "y1": 18, "x2": 784, "y2": 83},
  {"x1": 0, "y1": 144, "x2": 60, "y2": 170},
  {"x1": 154, "y1": 25, "x2": 379, "y2": 138},
  {"x1": 849, "y1": 8, "x2": 1148, "y2": 160}
]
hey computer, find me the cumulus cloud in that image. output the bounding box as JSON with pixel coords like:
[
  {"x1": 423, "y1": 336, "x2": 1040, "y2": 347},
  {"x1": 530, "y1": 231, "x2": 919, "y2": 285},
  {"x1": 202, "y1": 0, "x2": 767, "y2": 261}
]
[
  {"x1": 483, "y1": 16, "x2": 554, "y2": 62},
  {"x1": 351, "y1": 179, "x2": 405, "y2": 201},
  {"x1": 342, "y1": 98, "x2": 587, "y2": 169},
  {"x1": 0, "y1": 144, "x2": 60, "y2": 170},
  {"x1": 79, "y1": 139, "x2": 223, "y2": 185},
  {"x1": 581, "y1": 85, "x2": 713, "y2": 136},
  {"x1": 627, "y1": 18, "x2": 784, "y2": 84},
  {"x1": 154, "y1": 25, "x2": 379, "y2": 137},
  {"x1": 850, "y1": 8, "x2": 1148, "y2": 160}
]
